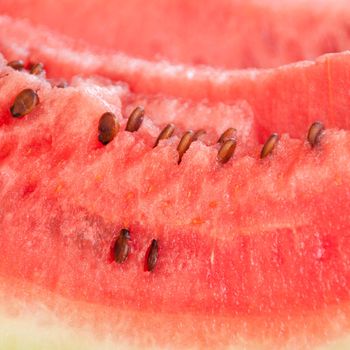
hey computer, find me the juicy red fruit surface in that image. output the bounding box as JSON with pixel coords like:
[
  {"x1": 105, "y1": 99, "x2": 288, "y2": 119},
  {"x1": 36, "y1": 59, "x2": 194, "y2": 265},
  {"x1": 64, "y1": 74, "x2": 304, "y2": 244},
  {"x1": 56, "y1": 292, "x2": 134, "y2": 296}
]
[
  {"x1": 1, "y1": 1, "x2": 350, "y2": 347},
  {"x1": 1, "y1": 58, "x2": 350, "y2": 349}
]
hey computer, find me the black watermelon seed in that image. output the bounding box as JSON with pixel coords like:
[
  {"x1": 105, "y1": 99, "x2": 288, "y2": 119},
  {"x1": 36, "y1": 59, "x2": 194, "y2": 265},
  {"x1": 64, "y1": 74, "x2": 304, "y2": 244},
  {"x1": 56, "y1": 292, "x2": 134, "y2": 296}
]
[
  {"x1": 218, "y1": 127, "x2": 236, "y2": 144},
  {"x1": 126, "y1": 106, "x2": 144, "y2": 132},
  {"x1": 98, "y1": 112, "x2": 119, "y2": 145},
  {"x1": 30, "y1": 62, "x2": 45, "y2": 76},
  {"x1": 7, "y1": 60, "x2": 24, "y2": 71},
  {"x1": 177, "y1": 130, "x2": 194, "y2": 164},
  {"x1": 260, "y1": 133, "x2": 279, "y2": 159},
  {"x1": 217, "y1": 138, "x2": 237, "y2": 164},
  {"x1": 113, "y1": 228, "x2": 131, "y2": 264},
  {"x1": 154, "y1": 123, "x2": 175, "y2": 147},
  {"x1": 10, "y1": 89, "x2": 39, "y2": 118},
  {"x1": 146, "y1": 239, "x2": 159, "y2": 272},
  {"x1": 307, "y1": 121, "x2": 325, "y2": 148}
]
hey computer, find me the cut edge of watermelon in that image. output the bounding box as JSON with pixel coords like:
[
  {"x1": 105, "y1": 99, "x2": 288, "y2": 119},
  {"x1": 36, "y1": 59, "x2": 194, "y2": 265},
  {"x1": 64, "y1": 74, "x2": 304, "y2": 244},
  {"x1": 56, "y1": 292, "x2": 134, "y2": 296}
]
[{"x1": 2, "y1": 275, "x2": 350, "y2": 350}]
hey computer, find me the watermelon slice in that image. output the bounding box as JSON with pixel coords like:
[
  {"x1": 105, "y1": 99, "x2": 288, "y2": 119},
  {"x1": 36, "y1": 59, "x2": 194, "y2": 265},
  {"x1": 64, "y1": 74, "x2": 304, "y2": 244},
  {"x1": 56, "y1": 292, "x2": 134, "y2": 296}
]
[
  {"x1": 1, "y1": 1, "x2": 350, "y2": 349},
  {"x1": 1, "y1": 52, "x2": 350, "y2": 349}
]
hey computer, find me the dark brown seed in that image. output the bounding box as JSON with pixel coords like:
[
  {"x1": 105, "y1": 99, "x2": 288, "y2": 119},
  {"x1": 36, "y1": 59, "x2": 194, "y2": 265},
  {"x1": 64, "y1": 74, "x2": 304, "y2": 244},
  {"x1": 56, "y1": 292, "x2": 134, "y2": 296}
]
[
  {"x1": 193, "y1": 129, "x2": 206, "y2": 141},
  {"x1": 113, "y1": 228, "x2": 130, "y2": 264},
  {"x1": 217, "y1": 138, "x2": 237, "y2": 164},
  {"x1": 177, "y1": 130, "x2": 194, "y2": 164},
  {"x1": 146, "y1": 239, "x2": 159, "y2": 272},
  {"x1": 126, "y1": 106, "x2": 144, "y2": 132},
  {"x1": 260, "y1": 133, "x2": 279, "y2": 159},
  {"x1": 10, "y1": 89, "x2": 39, "y2": 118},
  {"x1": 154, "y1": 123, "x2": 175, "y2": 147},
  {"x1": 30, "y1": 62, "x2": 45, "y2": 76},
  {"x1": 218, "y1": 127, "x2": 236, "y2": 144},
  {"x1": 98, "y1": 112, "x2": 119, "y2": 145},
  {"x1": 7, "y1": 60, "x2": 24, "y2": 71},
  {"x1": 307, "y1": 121, "x2": 325, "y2": 148}
]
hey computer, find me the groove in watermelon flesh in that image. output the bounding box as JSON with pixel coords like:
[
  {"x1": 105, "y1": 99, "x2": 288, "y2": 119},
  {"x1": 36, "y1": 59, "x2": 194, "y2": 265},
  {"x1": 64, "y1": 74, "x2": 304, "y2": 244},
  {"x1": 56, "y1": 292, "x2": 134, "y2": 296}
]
[
  {"x1": 2, "y1": 54, "x2": 350, "y2": 349},
  {"x1": 1, "y1": 0, "x2": 350, "y2": 69}
]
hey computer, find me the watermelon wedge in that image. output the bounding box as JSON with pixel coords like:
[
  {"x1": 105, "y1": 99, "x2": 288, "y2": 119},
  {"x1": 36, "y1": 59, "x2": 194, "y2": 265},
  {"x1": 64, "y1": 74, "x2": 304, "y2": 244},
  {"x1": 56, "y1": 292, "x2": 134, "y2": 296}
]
[
  {"x1": 2, "y1": 1, "x2": 350, "y2": 349},
  {"x1": 1, "y1": 54, "x2": 350, "y2": 349}
]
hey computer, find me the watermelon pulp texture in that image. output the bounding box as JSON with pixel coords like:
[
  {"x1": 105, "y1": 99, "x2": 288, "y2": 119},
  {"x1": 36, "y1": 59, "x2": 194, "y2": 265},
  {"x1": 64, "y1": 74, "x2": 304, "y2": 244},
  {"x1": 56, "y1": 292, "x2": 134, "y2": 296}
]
[
  {"x1": 1, "y1": 0, "x2": 350, "y2": 69},
  {"x1": 1, "y1": 57, "x2": 350, "y2": 349},
  {"x1": 1, "y1": 1, "x2": 350, "y2": 349}
]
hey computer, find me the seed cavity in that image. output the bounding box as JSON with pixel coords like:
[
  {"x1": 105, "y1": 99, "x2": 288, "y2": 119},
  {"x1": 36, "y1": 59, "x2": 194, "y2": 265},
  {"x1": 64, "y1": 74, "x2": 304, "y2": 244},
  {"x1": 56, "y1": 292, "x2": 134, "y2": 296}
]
[
  {"x1": 146, "y1": 239, "x2": 159, "y2": 272},
  {"x1": 7, "y1": 60, "x2": 24, "y2": 71},
  {"x1": 217, "y1": 138, "x2": 237, "y2": 164},
  {"x1": 10, "y1": 89, "x2": 39, "y2": 118},
  {"x1": 218, "y1": 128, "x2": 236, "y2": 144},
  {"x1": 113, "y1": 228, "x2": 131, "y2": 264},
  {"x1": 49, "y1": 79, "x2": 69, "y2": 88},
  {"x1": 177, "y1": 130, "x2": 194, "y2": 164},
  {"x1": 260, "y1": 133, "x2": 279, "y2": 159},
  {"x1": 193, "y1": 129, "x2": 206, "y2": 141},
  {"x1": 30, "y1": 62, "x2": 45, "y2": 76},
  {"x1": 56, "y1": 80, "x2": 68, "y2": 88},
  {"x1": 307, "y1": 121, "x2": 325, "y2": 148},
  {"x1": 126, "y1": 106, "x2": 144, "y2": 132},
  {"x1": 98, "y1": 112, "x2": 119, "y2": 145},
  {"x1": 154, "y1": 123, "x2": 175, "y2": 148}
]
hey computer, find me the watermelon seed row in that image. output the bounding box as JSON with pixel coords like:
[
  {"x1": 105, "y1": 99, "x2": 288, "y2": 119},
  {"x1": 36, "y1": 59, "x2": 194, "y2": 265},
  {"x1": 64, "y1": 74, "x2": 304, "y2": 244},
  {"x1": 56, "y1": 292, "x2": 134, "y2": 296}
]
[
  {"x1": 9, "y1": 87, "x2": 325, "y2": 163},
  {"x1": 113, "y1": 228, "x2": 159, "y2": 272},
  {"x1": 7, "y1": 59, "x2": 46, "y2": 75},
  {"x1": 8, "y1": 61, "x2": 69, "y2": 88}
]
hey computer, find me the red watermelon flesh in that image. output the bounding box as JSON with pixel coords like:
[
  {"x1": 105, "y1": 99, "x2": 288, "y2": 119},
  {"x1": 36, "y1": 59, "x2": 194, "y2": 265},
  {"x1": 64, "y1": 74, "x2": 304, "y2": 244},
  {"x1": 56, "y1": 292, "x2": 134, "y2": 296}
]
[
  {"x1": 2, "y1": 53, "x2": 350, "y2": 350},
  {"x1": 1, "y1": 15, "x2": 350, "y2": 141},
  {"x1": 1, "y1": 0, "x2": 350, "y2": 69},
  {"x1": 1, "y1": 2, "x2": 350, "y2": 349}
]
